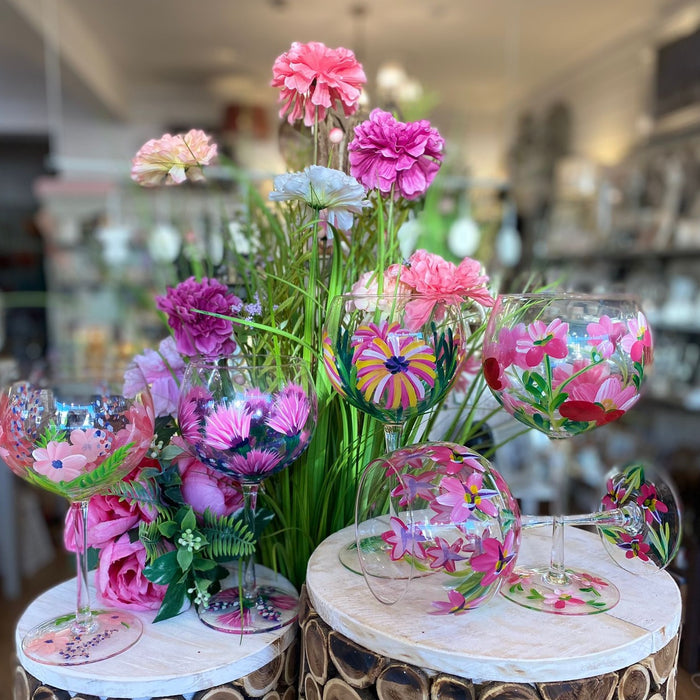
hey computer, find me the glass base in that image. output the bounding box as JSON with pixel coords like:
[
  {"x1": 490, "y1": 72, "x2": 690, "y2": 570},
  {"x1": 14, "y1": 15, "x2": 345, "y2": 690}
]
[
  {"x1": 21, "y1": 609, "x2": 143, "y2": 666},
  {"x1": 501, "y1": 565, "x2": 620, "y2": 615},
  {"x1": 198, "y1": 584, "x2": 299, "y2": 634},
  {"x1": 338, "y1": 539, "x2": 363, "y2": 574}
]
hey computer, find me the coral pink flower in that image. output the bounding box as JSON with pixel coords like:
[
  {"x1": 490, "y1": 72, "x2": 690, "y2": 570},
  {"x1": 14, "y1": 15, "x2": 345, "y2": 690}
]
[
  {"x1": 155, "y1": 276, "x2": 241, "y2": 359},
  {"x1": 400, "y1": 250, "x2": 495, "y2": 321},
  {"x1": 131, "y1": 129, "x2": 217, "y2": 187},
  {"x1": 349, "y1": 110, "x2": 445, "y2": 200},
  {"x1": 516, "y1": 319, "x2": 569, "y2": 367},
  {"x1": 271, "y1": 41, "x2": 366, "y2": 126},
  {"x1": 32, "y1": 441, "x2": 88, "y2": 482}
]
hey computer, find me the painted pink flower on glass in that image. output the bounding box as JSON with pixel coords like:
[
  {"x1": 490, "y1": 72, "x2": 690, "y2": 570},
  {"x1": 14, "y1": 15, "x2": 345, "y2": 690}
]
[
  {"x1": 516, "y1": 319, "x2": 569, "y2": 367},
  {"x1": 381, "y1": 516, "x2": 427, "y2": 561},
  {"x1": 470, "y1": 530, "x2": 517, "y2": 586},
  {"x1": 436, "y1": 474, "x2": 499, "y2": 523},
  {"x1": 32, "y1": 441, "x2": 87, "y2": 482}
]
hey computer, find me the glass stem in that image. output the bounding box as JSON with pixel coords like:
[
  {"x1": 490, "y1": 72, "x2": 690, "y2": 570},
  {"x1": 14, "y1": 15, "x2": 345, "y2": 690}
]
[
  {"x1": 545, "y1": 514, "x2": 569, "y2": 586},
  {"x1": 71, "y1": 499, "x2": 96, "y2": 635},
  {"x1": 241, "y1": 483, "x2": 259, "y2": 598},
  {"x1": 521, "y1": 504, "x2": 643, "y2": 534},
  {"x1": 383, "y1": 423, "x2": 403, "y2": 453}
]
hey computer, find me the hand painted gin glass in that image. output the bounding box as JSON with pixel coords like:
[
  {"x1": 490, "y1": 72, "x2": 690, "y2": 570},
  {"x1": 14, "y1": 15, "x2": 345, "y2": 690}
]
[
  {"x1": 322, "y1": 292, "x2": 472, "y2": 572},
  {"x1": 481, "y1": 292, "x2": 656, "y2": 614},
  {"x1": 177, "y1": 356, "x2": 317, "y2": 634},
  {"x1": 356, "y1": 447, "x2": 680, "y2": 615},
  {"x1": 0, "y1": 366, "x2": 155, "y2": 665}
]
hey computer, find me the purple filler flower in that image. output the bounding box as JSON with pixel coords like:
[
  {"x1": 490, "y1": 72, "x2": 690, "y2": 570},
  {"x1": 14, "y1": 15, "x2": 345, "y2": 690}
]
[
  {"x1": 155, "y1": 277, "x2": 241, "y2": 359},
  {"x1": 348, "y1": 109, "x2": 444, "y2": 200}
]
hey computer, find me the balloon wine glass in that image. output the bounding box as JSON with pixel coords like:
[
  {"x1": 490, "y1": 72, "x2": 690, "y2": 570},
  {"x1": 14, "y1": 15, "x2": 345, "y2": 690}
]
[
  {"x1": 481, "y1": 292, "x2": 657, "y2": 614},
  {"x1": 355, "y1": 444, "x2": 680, "y2": 615},
  {"x1": 322, "y1": 291, "x2": 473, "y2": 572},
  {"x1": 177, "y1": 356, "x2": 317, "y2": 634},
  {"x1": 0, "y1": 366, "x2": 155, "y2": 665}
]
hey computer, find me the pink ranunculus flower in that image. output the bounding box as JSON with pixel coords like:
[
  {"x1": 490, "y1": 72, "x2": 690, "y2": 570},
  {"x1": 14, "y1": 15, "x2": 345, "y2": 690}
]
[
  {"x1": 131, "y1": 129, "x2": 217, "y2": 187},
  {"x1": 176, "y1": 453, "x2": 243, "y2": 517},
  {"x1": 64, "y1": 493, "x2": 146, "y2": 552},
  {"x1": 399, "y1": 250, "x2": 494, "y2": 327},
  {"x1": 155, "y1": 276, "x2": 242, "y2": 359},
  {"x1": 349, "y1": 109, "x2": 445, "y2": 200},
  {"x1": 271, "y1": 41, "x2": 366, "y2": 127},
  {"x1": 96, "y1": 534, "x2": 168, "y2": 611},
  {"x1": 124, "y1": 336, "x2": 186, "y2": 418},
  {"x1": 349, "y1": 264, "x2": 412, "y2": 308}
]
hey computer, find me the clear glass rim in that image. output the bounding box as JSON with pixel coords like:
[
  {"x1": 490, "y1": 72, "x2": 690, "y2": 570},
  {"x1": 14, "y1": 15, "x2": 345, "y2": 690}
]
[
  {"x1": 186, "y1": 354, "x2": 307, "y2": 369},
  {"x1": 495, "y1": 291, "x2": 642, "y2": 303}
]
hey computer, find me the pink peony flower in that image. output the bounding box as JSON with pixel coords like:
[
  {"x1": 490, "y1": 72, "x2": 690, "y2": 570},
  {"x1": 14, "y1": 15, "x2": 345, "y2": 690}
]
[
  {"x1": 400, "y1": 250, "x2": 494, "y2": 326},
  {"x1": 155, "y1": 276, "x2": 241, "y2": 359},
  {"x1": 349, "y1": 109, "x2": 444, "y2": 200},
  {"x1": 96, "y1": 534, "x2": 168, "y2": 611},
  {"x1": 64, "y1": 493, "x2": 147, "y2": 552},
  {"x1": 124, "y1": 337, "x2": 186, "y2": 418},
  {"x1": 176, "y1": 453, "x2": 243, "y2": 517},
  {"x1": 349, "y1": 265, "x2": 411, "y2": 308},
  {"x1": 271, "y1": 41, "x2": 366, "y2": 127},
  {"x1": 131, "y1": 129, "x2": 217, "y2": 187}
]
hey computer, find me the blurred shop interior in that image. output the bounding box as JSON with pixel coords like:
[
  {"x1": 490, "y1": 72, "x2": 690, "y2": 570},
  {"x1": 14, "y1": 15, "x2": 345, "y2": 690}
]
[{"x1": 2, "y1": 0, "x2": 700, "y2": 673}]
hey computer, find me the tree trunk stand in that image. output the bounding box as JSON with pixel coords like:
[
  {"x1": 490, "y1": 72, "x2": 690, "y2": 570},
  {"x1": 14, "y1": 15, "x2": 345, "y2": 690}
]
[
  {"x1": 13, "y1": 567, "x2": 300, "y2": 700},
  {"x1": 301, "y1": 526, "x2": 682, "y2": 700}
]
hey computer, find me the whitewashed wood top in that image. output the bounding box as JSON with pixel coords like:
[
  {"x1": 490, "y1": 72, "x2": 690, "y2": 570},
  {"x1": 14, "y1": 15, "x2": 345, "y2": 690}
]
[
  {"x1": 15, "y1": 566, "x2": 297, "y2": 698},
  {"x1": 306, "y1": 525, "x2": 682, "y2": 683}
]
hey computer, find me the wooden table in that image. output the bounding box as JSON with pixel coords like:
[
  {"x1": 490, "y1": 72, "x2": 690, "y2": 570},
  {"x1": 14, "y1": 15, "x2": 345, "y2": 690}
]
[
  {"x1": 14, "y1": 567, "x2": 299, "y2": 700},
  {"x1": 302, "y1": 525, "x2": 682, "y2": 700}
]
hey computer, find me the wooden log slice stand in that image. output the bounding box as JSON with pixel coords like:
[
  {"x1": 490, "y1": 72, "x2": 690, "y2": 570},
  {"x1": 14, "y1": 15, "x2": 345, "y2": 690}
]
[
  {"x1": 301, "y1": 525, "x2": 682, "y2": 700},
  {"x1": 13, "y1": 567, "x2": 300, "y2": 700}
]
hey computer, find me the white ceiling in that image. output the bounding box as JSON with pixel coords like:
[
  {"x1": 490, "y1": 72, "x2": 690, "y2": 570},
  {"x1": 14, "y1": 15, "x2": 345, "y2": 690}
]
[{"x1": 0, "y1": 0, "x2": 676, "y2": 138}]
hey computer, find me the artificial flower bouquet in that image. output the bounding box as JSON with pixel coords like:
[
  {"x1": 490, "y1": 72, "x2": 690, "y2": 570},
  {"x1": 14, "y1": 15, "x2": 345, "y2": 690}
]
[{"x1": 81, "y1": 40, "x2": 504, "y2": 620}]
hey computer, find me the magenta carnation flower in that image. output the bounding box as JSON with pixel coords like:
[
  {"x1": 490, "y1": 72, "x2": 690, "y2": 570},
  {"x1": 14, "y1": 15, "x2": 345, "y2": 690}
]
[
  {"x1": 271, "y1": 41, "x2": 366, "y2": 127},
  {"x1": 348, "y1": 109, "x2": 444, "y2": 200},
  {"x1": 155, "y1": 277, "x2": 241, "y2": 359}
]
